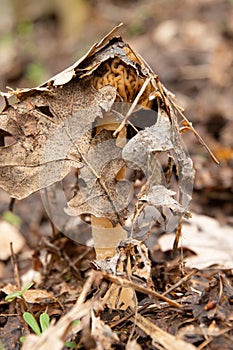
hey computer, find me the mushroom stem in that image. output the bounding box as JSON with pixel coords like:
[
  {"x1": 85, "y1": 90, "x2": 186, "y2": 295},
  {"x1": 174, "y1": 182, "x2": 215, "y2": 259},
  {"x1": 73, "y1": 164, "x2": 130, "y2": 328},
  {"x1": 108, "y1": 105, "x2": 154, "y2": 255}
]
[{"x1": 91, "y1": 216, "x2": 127, "y2": 260}]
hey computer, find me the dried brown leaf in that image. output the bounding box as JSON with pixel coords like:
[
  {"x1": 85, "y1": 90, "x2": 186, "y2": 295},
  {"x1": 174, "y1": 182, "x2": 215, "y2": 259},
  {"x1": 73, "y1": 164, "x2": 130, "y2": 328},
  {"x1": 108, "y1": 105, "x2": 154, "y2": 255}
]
[
  {"x1": 0, "y1": 83, "x2": 116, "y2": 199},
  {"x1": 159, "y1": 213, "x2": 233, "y2": 269},
  {"x1": 22, "y1": 289, "x2": 57, "y2": 304},
  {"x1": 140, "y1": 185, "x2": 187, "y2": 215},
  {"x1": 65, "y1": 129, "x2": 130, "y2": 223},
  {"x1": 122, "y1": 106, "x2": 194, "y2": 234}
]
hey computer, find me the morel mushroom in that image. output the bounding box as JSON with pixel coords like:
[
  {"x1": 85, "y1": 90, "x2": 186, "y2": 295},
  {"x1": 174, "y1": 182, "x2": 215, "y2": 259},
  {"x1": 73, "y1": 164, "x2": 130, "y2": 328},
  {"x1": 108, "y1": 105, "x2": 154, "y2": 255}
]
[{"x1": 0, "y1": 24, "x2": 207, "y2": 263}]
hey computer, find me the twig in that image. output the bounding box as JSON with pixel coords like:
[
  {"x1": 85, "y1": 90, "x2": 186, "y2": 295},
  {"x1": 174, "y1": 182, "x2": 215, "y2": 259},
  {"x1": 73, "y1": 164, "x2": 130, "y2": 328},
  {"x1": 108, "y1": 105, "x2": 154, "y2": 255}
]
[
  {"x1": 218, "y1": 271, "x2": 224, "y2": 303},
  {"x1": 110, "y1": 302, "x2": 151, "y2": 328},
  {"x1": 9, "y1": 198, "x2": 16, "y2": 212},
  {"x1": 113, "y1": 77, "x2": 152, "y2": 137},
  {"x1": 10, "y1": 243, "x2": 21, "y2": 289},
  {"x1": 10, "y1": 243, "x2": 29, "y2": 334},
  {"x1": 197, "y1": 327, "x2": 233, "y2": 350},
  {"x1": 162, "y1": 268, "x2": 198, "y2": 297},
  {"x1": 77, "y1": 271, "x2": 96, "y2": 305},
  {"x1": 59, "y1": 247, "x2": 93, "y2": 279},
  {"x1": 62, "y1": 251, "x2": 82, "y2": 279}
]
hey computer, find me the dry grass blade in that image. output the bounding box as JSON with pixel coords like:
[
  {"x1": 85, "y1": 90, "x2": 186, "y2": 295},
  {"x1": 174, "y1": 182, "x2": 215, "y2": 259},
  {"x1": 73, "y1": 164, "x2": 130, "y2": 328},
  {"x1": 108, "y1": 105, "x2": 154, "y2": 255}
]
[
  {"x1": 132, "y1": 314, "x2": 197, "y2": 350},
  {"x1": 113, "y1": 76, "x2": 152, "y2": 136}
]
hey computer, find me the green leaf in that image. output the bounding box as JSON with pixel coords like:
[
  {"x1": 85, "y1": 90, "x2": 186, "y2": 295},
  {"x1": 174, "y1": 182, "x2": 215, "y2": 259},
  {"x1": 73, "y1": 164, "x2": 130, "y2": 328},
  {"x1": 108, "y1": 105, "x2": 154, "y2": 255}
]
[
  {"x1": 23, "y1": 312, "x2": 41, "y2": 336},
  {"x1": 2, "y1": 211, "x2": 22, "y2": 228},
  {"x1": 39, "y1": 313, "x2": 50, "y2": 333},
  {"x1": 26, "y1": 62, "x2": 46, "y2": 85},
  {"x1": 22, "y1": 281, "x2": 34, "y2": 294},
  {"x1": 5, "y1": 281, "x2": 34, "y2": 302},
  {"x1": 64, "y1": 342, "x2": 77, "y2": 349},
  {"x1": 20, "y1": 336, "x2": 25, "y2": 343},
  {"x1": 5, "y1": 291, "x2": 22, "y2": 302},
  {"x1": 72, "y1": 319, "x2": 80, "y2": 327},
  {"x1": 17, "y1": 20, "x2": 33, "y2": 36}
]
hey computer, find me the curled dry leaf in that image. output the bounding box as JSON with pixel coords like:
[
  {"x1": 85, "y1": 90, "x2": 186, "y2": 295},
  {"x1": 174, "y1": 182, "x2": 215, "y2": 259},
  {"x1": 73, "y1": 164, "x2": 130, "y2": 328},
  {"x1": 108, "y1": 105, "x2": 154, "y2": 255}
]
[
  {"x1": 122, "y1": 106, "x2": 194, "y2": 234},
  {"x1": 140, "y1": 185, "x2": 187, "y2": 216}
]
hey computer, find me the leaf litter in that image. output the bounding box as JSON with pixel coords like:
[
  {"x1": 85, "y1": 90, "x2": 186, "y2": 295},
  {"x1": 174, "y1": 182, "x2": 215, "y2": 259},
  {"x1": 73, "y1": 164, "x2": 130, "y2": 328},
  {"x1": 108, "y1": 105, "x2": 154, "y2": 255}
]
[{"x1": 0, "y1": 24, "x2": 232, "y2": 350}]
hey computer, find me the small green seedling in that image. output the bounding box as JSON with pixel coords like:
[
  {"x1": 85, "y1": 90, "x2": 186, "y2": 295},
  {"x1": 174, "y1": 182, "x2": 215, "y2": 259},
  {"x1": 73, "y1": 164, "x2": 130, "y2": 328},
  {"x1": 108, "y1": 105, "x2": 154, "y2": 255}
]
[
  {"x1": 21, "y1": 311, "x2": 78, "y2": 348},
  {"x1": 5, "y1": 282, "x2": 34, "y2": 302},
  {"x1": 23, "y1": 311, "x2": 50, "y2": 335},
  {"x1": 20, "y1": 311, "x2": 50, "y2": 343}
]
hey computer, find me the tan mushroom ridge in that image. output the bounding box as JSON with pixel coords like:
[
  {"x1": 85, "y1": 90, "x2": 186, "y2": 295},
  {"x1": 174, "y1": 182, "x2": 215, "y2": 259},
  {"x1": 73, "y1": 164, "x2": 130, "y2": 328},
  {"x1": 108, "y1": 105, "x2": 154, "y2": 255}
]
[{"x1": 92, "y1": 57, "x2": 153, "y2": 108}]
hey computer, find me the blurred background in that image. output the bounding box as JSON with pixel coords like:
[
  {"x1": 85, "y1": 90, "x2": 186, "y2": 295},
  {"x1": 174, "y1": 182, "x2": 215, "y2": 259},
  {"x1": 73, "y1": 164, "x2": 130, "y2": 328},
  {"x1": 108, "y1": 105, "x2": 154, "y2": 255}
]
[{"x1": 0, "y1": 0, "x2": 232, "y2": 237}]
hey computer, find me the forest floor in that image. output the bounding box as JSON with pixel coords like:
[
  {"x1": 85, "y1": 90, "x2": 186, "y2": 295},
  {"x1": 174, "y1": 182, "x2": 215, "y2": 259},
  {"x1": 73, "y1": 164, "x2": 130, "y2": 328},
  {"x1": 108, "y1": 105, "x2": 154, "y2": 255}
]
[{"x1": 0, "y1": 1, "x2": 233, "y2": 349}]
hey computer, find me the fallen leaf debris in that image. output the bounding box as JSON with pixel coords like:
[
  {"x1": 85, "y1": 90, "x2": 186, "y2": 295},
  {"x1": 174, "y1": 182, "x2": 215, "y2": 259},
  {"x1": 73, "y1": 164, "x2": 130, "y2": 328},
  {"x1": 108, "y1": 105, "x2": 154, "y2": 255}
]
[{"x1": 0, "y1": 21, "x2": 233, "y2": 350}]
